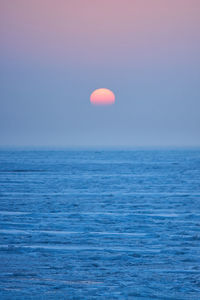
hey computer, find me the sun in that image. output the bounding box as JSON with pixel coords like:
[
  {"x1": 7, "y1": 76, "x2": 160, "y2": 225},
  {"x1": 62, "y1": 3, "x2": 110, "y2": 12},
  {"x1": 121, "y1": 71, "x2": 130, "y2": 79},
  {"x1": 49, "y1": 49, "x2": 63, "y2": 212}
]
[{"x1": 90, "y1": 88, "x2": 115, "y2": 105}]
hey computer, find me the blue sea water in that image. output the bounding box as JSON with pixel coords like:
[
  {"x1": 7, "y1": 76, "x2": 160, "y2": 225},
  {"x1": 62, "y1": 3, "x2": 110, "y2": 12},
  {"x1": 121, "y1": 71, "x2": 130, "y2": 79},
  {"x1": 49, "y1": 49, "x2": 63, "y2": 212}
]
[{"x1": 0, "y1": 149, "x2": 200, "y2": 299}]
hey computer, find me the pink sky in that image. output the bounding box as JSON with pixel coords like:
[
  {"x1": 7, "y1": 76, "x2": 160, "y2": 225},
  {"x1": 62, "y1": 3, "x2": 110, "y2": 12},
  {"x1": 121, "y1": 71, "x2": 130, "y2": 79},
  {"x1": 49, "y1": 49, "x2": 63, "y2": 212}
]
[{"x1": 1, "y1": 0, "x2": 200, "y2": 66}]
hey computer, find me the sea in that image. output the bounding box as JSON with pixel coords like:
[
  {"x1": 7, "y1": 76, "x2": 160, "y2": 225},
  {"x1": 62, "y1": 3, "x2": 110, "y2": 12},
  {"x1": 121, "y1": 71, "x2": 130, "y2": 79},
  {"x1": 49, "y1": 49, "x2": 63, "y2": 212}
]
[{"x1": 0, "y1": 149, "x2": 200, "y2": 299}]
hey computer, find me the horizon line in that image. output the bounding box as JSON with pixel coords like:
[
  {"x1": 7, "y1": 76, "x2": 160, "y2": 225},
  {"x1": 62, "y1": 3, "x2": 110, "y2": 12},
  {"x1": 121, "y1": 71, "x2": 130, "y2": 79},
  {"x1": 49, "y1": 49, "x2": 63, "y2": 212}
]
[{"x1": 0, "y1": 145, "x2": 200, "y2": 151}]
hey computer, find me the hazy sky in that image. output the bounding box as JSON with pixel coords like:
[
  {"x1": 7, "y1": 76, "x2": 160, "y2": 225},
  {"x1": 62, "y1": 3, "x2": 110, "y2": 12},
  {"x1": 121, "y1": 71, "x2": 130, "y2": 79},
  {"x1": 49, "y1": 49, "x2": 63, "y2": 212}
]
[{"x1": 0, "y1": 0, "x2": 200, "y2": 147}]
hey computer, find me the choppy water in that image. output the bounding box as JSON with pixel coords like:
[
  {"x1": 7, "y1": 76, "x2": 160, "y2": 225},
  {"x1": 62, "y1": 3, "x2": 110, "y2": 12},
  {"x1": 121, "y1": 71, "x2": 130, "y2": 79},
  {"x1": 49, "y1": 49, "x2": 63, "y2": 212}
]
[{"x1": 0, "y1": 149, "x2": 200, "y2": 299}]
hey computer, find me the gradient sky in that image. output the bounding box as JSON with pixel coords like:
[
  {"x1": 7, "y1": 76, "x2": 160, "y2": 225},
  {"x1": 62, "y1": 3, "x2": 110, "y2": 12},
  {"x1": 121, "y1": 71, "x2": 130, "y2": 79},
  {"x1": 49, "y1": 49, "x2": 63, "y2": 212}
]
[{"x1": 0, "y1": 0, "x2": 200, "y2": 147}]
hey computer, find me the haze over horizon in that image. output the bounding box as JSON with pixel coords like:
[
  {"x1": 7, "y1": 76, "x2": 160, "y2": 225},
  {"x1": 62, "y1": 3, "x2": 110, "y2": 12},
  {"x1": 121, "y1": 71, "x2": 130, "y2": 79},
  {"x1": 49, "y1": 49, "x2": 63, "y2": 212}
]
[{"x1": 0, "y1": 0, "x2": 200, "y2": 147}]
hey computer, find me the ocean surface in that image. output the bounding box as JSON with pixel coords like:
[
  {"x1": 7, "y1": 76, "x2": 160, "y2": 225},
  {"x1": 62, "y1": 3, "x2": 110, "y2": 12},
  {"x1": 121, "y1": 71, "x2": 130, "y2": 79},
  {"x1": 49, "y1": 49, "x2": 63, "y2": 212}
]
[{"x1": 0, "y1": 149, "x2": 200, "y2": 299}]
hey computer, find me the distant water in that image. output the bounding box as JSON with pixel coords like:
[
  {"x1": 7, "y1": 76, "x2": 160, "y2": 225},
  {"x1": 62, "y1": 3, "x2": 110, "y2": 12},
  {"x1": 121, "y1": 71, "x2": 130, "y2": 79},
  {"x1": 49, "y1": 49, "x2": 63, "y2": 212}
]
[{"x1": 0, "y1": 149, "x2": 200, "y2": 299}]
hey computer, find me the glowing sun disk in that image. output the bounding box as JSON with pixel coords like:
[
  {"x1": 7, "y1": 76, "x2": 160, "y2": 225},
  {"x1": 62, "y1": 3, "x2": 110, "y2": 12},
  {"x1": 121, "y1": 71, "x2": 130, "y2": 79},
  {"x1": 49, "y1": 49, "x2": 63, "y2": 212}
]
[{"x1": 90, "y1": 88, "x2": 115, "y2": 105}]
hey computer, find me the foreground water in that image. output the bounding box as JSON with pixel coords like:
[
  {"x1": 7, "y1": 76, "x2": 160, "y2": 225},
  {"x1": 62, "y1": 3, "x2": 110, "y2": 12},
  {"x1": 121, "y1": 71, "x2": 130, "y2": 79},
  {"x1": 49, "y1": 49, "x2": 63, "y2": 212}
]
[{"x1": 0, "y1": 149, "x2": 200, "y2": 299}]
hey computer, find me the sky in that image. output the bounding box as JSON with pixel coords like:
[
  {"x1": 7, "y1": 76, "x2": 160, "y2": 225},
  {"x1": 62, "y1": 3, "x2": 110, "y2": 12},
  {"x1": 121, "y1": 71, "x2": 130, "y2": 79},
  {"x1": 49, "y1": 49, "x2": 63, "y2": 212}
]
[{"x1": 0, "y1": 0, "x2": 200, "y2": 147}]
